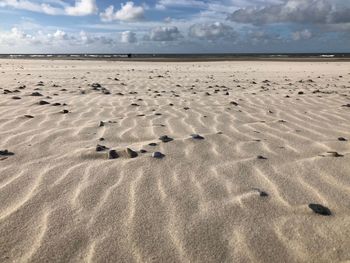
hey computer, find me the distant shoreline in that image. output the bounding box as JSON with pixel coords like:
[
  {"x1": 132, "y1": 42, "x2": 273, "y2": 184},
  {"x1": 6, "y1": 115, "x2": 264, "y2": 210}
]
[{"x1": 1, "y1": 54, "x2": 350, "y2": 62}]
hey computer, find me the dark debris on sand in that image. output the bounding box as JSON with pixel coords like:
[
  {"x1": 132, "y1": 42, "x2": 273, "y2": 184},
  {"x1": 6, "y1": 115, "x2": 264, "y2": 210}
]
[
  {"x1": 159, "y1": 135, "x2": 173, "y2": 143},
  {"x1": 308, "y1": 204, "x2": 332, "y2": 216},
  {"x1": 0, "y1": 150, "x2": 14, "y2": 156},
  {"x1": 126, "y1": 148, "x2": 138, "y2": 158},
  {"x1": 152, "y1": 152, "x2": 165, "y2": 159}
]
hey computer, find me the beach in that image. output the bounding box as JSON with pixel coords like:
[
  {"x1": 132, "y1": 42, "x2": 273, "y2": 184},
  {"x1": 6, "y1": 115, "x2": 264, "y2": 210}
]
[{"x1": 0, "y1": 59, "x2": 350, "y2": 262}]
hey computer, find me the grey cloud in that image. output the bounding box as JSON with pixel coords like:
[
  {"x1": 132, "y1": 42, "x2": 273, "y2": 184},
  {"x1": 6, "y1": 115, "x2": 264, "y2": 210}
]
[
  {"x1": 121, "y1": 31, "x2": 137, "y2": 43},
  {"x1": 188, "y1": 22, "x2": 236, "y2": 40},
  {"x1": 228, "y1": 0, "x2": 350, "y2": 25},
  {"x1": 144, "y1": 26, "x2": 183, "y2": 41}
]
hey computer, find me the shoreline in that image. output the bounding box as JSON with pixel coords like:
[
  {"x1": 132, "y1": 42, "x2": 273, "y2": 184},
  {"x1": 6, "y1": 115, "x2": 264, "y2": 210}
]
[{"x1": 1, "y1": 57, "x2": 350, "y2": 62}]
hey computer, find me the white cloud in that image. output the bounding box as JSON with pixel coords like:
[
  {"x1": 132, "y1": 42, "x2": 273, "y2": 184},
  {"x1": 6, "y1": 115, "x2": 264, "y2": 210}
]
[
  {"x1": 0, "y1": 0, "x2": 62, "y2": 15},
  {"x1": 292, "y1": 29, "x2": 312, "y2": 40},
  {"x1": 155, "y1": 0, "x2": 207, "y2": 10},
  {"x1": 65, "y1": 0, "x2": 97, "y2": 16},
  {"x1": 144, "y1": 26, "x2": 183, "y2": 41},
  {"x1": 189, "y1": 22, "x2": 236, "y2": 40},
  {"x1": 121, "y1": 31, "x2": 137, "y2": 43},
  {"x1": 53, "y1": 29, "x2": 69, "y2": 40},
  {"x1": 0, "y1": 27, "x2": 117, "y2": 48},
  {"x1": 100, "y1": 2, "x2": 144, "y2": 22},
  {"x1": 0, "y1": 0, "x2": 97, "y2": 16},
  {"x1": 0, "y1": 27, "x2": 39, "y2": 45}
]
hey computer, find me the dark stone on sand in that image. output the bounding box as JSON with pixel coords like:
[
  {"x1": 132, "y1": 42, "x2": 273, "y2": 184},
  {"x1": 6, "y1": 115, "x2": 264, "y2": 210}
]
[
  {"x1": 24, "y1": 115, "x2": 34, "y2": 118},
  {"x1": 12, "y1": 96, "x2": 21, "y2": 100},
  {"x1": 131, "y1": 103, "x2": 139, "y2": 106},
  {"x1": 0, "y1": 150, "x2": 14, "y2": 156},
  {"x1": 159, "y1": 135, "x2": 173, "y2": 143},
  {"x1": 341, "y1": 104, "x2": 350, "y2": 107},
  {"x1": 152, "y1": 152, "x2": 165, "y2": 159},
  {"x1": 338, "y1": 137, "x2": 347, "y2": 141},
  {"x1": 308, "y1": 203, "x2": 331, "y2": 216},
  {"x1": 38, "y1": 100, "x2": 50, "y2": 105},
  {"x1": 191, "y1": 134, "x2": 204, "y2": 140},
  {"x1": 108, "y1": 150, "x2": 119, "y2": 159},
  {"x1": 253, "y1": 188, "x2": 269, "y2": 197},
  {"x1": 96, "y1": 144, "x2": 108, "y2": 152},
  {"x1": 257, "y1": 155, "x2": 267, "y2": 160},
  {"x1": 30, "y1": 92, "x2": 43, "y2": 96},
  {"x1": 126, "y1": 148, "x2": 138, "y2": 158},
  {"x1": 99, "y1": 121, "x2": 104, "y2": 127},
  {"x1": 230, "y1": 101, "x2": 239, "y2": 106},
  {"x1": 140, "y1": 149, "x2": 147, "y2": 153},
  {"x1": 149, "y1": 143, "x2": 157, "y2": 146},
  {"x1": 61, "y1": 109, "x2": 69, "y2": 114},
  {"x1": 325, "y1": 151, "x2": 344, "y2": 157},
  {"x1": 259, "y1": 191, "x2": 268, "y2": 197},
  {"x1": 99, "y1": 137, "x2": 105, "y2": 141},
  {"x1": 52, "y1": 103, "x2": 61, "y2": 106},
  {"x1": 298, "y1": 91, "x2": 304, "y2": 95},
  {"x1": 91, "y1": 83, "x2": 101, "y2": 88},
  {"x1": 184, "y1": 107, "x2": 190, "y2": 110}
]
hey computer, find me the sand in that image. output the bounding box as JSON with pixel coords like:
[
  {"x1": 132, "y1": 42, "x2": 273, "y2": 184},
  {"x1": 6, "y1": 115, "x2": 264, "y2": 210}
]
[{"x1": 0, "y1": 59, "x2": 350, "y2": 262}]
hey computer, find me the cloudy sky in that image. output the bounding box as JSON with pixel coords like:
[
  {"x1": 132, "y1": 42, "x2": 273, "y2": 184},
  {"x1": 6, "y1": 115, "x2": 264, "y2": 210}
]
[{"x1": 0, "y1": 0, "x2": 349, "y2": 53}]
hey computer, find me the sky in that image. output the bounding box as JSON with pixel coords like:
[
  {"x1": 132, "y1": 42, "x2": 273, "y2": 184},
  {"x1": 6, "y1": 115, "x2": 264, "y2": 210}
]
[{"x1": 0, "y1": 0, "x2": 349, "y2": 53}]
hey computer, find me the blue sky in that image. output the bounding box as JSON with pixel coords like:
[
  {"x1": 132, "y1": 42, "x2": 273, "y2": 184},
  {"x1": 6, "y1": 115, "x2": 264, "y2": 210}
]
[{"x1": 0, "y1": 0, "x2": 349, "y2": 53}]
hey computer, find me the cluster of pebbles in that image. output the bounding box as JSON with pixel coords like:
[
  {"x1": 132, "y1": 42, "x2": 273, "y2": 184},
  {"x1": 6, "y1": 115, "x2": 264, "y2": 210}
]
[{"x1": 94, "y1": 133, "x2": 206, "y2": 160}]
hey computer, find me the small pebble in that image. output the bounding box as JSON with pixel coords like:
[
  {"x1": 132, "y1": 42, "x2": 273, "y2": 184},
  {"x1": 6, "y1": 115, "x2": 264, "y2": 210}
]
[
  {"x1": 338, "y1": 137, "x2": 347, "y2": 141},
  {"x1": 152, "y1": 152, "x2": 165, "y2": 159},
  {"x1": 324, "y1": 151, "x2": 344, "y2": 157},
  {"x1": 126, "y1": 148, "x2": 138, "y2": 158},
  {"x1": 30, "y1": 92, "x2": 43, "y2": 96},
  {"x1": 108, "y1": 150, "x2": 119, "y2": 159},
  {"x1": 38, "y1": 100, "x2": 50, "y2": 105},
  {"x1": 0, "y1": 150, "x2": 14, "y2": 156},
  {"x1": 191, "y1": 134, "x2": 204, "y2": 140},
  {"x1": 308, "y1": 204, "x2": 332, "y2": 216},
  {"x1": 159, "y1": 135, "x2": 173, "y2": 143},
  {"x1": 96, "y1": 144, "x2": 108, "y2": 152}
]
